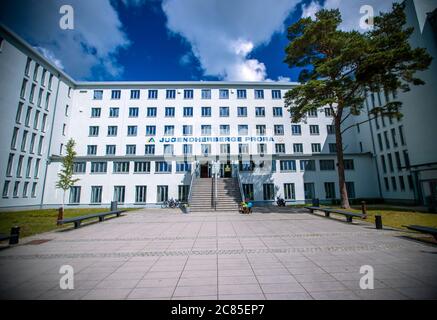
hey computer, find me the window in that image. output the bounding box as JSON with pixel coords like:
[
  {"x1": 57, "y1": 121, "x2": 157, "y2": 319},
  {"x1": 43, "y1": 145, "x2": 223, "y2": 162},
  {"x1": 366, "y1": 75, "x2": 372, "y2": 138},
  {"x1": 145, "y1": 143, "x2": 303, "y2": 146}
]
[
  {"x1": 263, "y1": 184, "x2": 275, "y2": 201},
  {"x1": 201, "y1": 89, "x2": 211, "y2": 99},
  {"x1": 395, "y1": 152, "x2": 402, "y2": 169},
  {"x1": 346, "y1": 182, "x2": 356, "y2": 198},
  {"x1": 399, "y1": 176, "x2": 406, "y2": 191},
  {"x1": 407, "y1": 175, "x2": 414, "y2": 191},
  {"x1": 126, "y1": 145, "x2": 136, "y2": 155},
  {"x1": 300, "y1": 160, "x2": 316, "y2": 171},
  {"x1": 164, "y1": 126, "x2": 175, "y2": 136},
  {"x1": 384, "y1": 177, "x2": 390, "y2": 191},
  {"x1": 20, "y1": 79, "x2": 28, "y2": 99},
  {"x1": 274, "y1": 125, "x2": 284, "y2": 136},
  {"x1": 23, "y1": 182, "x2": 29, "y2": 198},
  {"x1": 239, "y1": 144, "x2": 249, "y2": 155},
  {"x1": 148, "y1": 90, "x2": 158, "y2": 99},
  {"x1": 155, "y1": 161, "x2": 172, "y2": 173},
  {"x1": 73, "y1": 162, "x2": 86, "y2": 174},
  {"x1": 6, "y1": 154, "x2": 14, "y2": 177},
  {"x1": 166, "y1": 89, "x2": 176, "y2": 99},
  {"x1": 93, "y1": 90, "x2": 103, "y2": 100},
  {"x1": 344, "y1": 159, "x2": 355, "y2": 170},
  {"x1": 403, "y1": 150, "x2": 410, "y2": 168},
  {"x1": 178, "y1": 185, "x2": 190, "y2": 202},
  {"x1": 324, "y1": 182, "x2": 336, "y2": 199},
  {"x1": 130, "y1": 90, "x2": 140, "y2": 100},
  {"x1": 240, "y1": 161, "x2": 254, "y2": 172},
  {"x1": 25, "y1": 58, "x2": 31, "y2": 76},
  {"x1": 284, "y1": 184, "x2": 295, "y2": 200},
  {"x1": 135, "y1": 186, "x2": 147, "y2": 203},
  {"x1": 257, "y1": 143, "x2": 266, "y2": 155},
  {"x1": 45, "y1": 92, "x2": 51, "y2": 110},
  {"x1": 325, "y1": 108, "x2": 334, "y2": 117},
  {"x1": 237, "y1": 89, "x2": 247, "y2": 99},
  {"x1": 311, "y1": 143, "x2": 321, "y2": 153},
  {"x1": 146, "y1": 126, "x2": 156, "y2": 136},
  {"x1": 134, "y1": 161, "x2": 150, "y2": 173},
  {"x1": 237, "y1": 107, "x2": 247, "y2": 117},
  {"x1": 91, "y1": 107, "x2": 101, "y2": 118},
  {"x1": 391, "y1": 128, "x2": 398, "y2": 147},
  {"x1": 11, "y1": 127, "x2": 19, "y2": 149},
  {"x1": 256, "y1": 125, "x2": 266, "y2": 136},
  {"x1": 111, "y1": 90, "x2": 121, "y2": 100},
  {"x1": 127, "y1": 126, "x2": 138, "y2": 136},
  {"x1": 304, "y1": 183, "x2": 315, "y2": 200},
  {"x1": 310, "y1": 125, "x2": 319, "y2": 135},
  {"x1": 37, "y1": 136, "x2": 44, "y2": 155},
  {"x1": 184, "y1": 89, "x2": 193, "y2": 99},
  {"x1": 21, "y1": 131, "x2": 28, "y2": 152},
  {"x1": 238, "y1": 125, "x2": 248, "y2": 136},
  {"x1": 329, "y1": 143, "x2": 337, "y2": 153},
  {"x1": 89, "y1": 126, "x2": 99, "y2": 136},
  {"x1": 219, "y1": 89, "x2": 229, "y2": 99},
  {"x1": 220, "y1": 125, "x2": 230, "y2": 136},
  {"x1": 157, "y1": 185, "x2": 168, "y2": 202},
  {"x1": 176, "y1": 162, "x2": 192, "y2": 173},
  {"x1": 291, "y1": 125, "x2": 301, "y2": 136},
  {"x1": 320, "y1": 160, "x2": 335, "y2": 171},
  {"x1": 109, "y1": 107, "x2": 119, "y2": 118},
  {"x1": 280, "y1": 160, "x2": 296, "y2": 172},
  {"x1": 91, "y1": 186, "x2": 103, "y2": 204},
  {"x1": 220, "y1": 144, "x2": 230, "y2": 154},
  {"x1": 16, "y1": 102, "x2": 23, "y2": 124},
  {"x1": 48, "y1": 74, "x2": 53, "y2": 90},
  {"x1": 34, "y1": 159, "x2": 40, "y2": 178},
  {"x1": 37, "y1": 89, "x2": 43, "y2": 107},
  {"x1": 254, "y1": 89, "x2": 264, "y2": 99},
  {"x1": 114, "y1": 186, "x2": 126, "y2": 203},
  {"x1": 28, "y1": 84, "x2": 34, "y2": 102},
  {"x1": 243, "y1": 184, "x2": 254, "y2": 200},
  {"x1": 69, "y1": 186, "x2": 81, "y2": 204},
  {"x1": 293, "y1": 143, "x2": 303, "y2": 154},
  {"x1": 275, "y1": 144, "x2": 286, "y2": 154},
  {"x1": 201, "y1": 107, "x2": 211, "y2": 117},
  {"x1": 273, "y1": 107, "x2": 283, "y2": 117},
  {"x1": 399, "y1": 126, "x2": 405, "y2": 145},
  {"x1": 147, "y1": 107, "x2": 157, "y2": 117},
  {"x1": 327, "y1": 125, "x2": 335, "y2": 135},
  {"x1": 391, "y1": 177, "x2": 397, "y2": 191},
  {"x1": 16, "y1": 156, "x2": 23, "y2": 178},
  {"x1": 219, "y1": 107, "x2": 229, "y2": 117},
  {"x1": 31, "y1": 182, "x2": 37, "y2": 198},
  {"x1": 201, "y1": 144, "x2": 211, "y2": 155},
  {"x1": 272, "y1": 90, "x2": 281, "y2": 99},
  {"x1": 255, "y1": 107, "x2": 265, "y2": 117},
  {"x1": 377, "y1": 133, "x2": 383, "y2": 151},
  {"x1": 183, "y1": 144, "x2": 193, "y2": 155},
  {"x1": 201, "y1": 125, "x2": 212, "y2": 136},
  {"x1": 29, "y1": 134, "x2": 36, "y2": 154},
  {"x1": 145, "y1": 145, "x2": 155, "y2": 155},
  {"x1": 165, "y1": 107, "x2": 175, "y2": 117},
  {"x1": 25, "y1": 107, "x2": 32, "y2": 126},
  {"x1": 183, "y1": 107, "x2": 193, "y2": 117},
  {"x1": 163, "y1": 144, "x2": 174, "y2": 155},
  {"x1": 381, "y1": 155, "x2": 387, "y2": 173},
  {"x1": 113, "y1": 161, "x2": 130, "y2": 173},
  {"x1": 90, "y1": 162, "x2": 107, "y2": 173},
  {"x1": 183, "y1": 125, "x2": 193, "y2": 136},
  {"x1": 129, "y1": 107, "x2": 139, "y2": 117},
  {"x1": 107, "y1": 126, "x2": 118, "y2": 136},
  {"x1": 308, "y1": 109, "x2": 318, "y2": 118},
  {"x1": 388, "y1": 153, "x2": 394, "y2": 172},
  {"x1": 106, "y1": 145, "x2": 116, "y2": 155}
]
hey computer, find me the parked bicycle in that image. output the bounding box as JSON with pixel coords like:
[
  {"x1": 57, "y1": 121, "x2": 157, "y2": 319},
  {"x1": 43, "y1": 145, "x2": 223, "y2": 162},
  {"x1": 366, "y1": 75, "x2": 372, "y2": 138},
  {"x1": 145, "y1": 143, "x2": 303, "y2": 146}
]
[{"x1": 161, "y1": 198, "x2": 181, "y2": 209}]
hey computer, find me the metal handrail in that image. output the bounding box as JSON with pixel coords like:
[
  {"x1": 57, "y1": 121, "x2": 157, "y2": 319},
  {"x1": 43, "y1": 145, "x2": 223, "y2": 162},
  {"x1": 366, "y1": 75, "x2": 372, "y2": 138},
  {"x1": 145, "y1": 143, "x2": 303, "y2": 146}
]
[
  {"x1": 188, "y1": 163, "x2": 199, "y2": 205},
  {"x1": 234, "y1": 164, "x2": 245, "y2": 203},
  {"x1": 213, "y1": 173, "x2": 217, "y2": 211}
]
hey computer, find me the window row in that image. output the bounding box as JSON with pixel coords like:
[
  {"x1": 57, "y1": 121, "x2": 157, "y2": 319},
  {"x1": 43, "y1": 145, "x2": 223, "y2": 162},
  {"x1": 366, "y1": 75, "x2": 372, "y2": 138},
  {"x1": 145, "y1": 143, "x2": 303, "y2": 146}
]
[
  {"x1": 10, "y1": 128, "x2": 45, "y2": 155},
  {"x1": 2, "y1": 180, "x2": 38, "y2": 199},
  {"x1": 383, "y1": 175, "x2": 414, "y2": 193},
  {"x1": 376, "y1": 126, "x2": 406, "y2": 151},
  {"x1": 15, "y1": 102, "x2": 49, "y2": 131},
  {"x1": 379, "y1": 150, "x2": 410, "y2": 174}
]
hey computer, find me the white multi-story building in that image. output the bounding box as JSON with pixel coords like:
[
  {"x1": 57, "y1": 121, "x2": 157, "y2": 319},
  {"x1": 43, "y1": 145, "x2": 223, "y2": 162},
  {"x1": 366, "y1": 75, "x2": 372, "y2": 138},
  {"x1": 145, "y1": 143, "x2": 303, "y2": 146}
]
[{"x1": 0, "y1": 0, "x2": 435, "y2": 210}]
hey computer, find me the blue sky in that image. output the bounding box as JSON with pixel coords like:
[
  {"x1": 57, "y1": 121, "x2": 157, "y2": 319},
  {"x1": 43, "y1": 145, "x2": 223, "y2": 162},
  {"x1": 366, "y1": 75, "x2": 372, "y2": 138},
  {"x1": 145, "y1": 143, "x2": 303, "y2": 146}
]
[{"x1": 0, "y1": 0, "x2": 400, "y2": 82}]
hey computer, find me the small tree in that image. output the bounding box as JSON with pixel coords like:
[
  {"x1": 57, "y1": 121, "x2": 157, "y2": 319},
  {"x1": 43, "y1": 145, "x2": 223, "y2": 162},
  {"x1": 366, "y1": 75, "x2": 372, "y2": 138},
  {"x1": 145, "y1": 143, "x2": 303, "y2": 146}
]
[
  {"x1": 283, "y1": 3, "x2": 432, "y2": 208},
  {"x1": 56, "y1": 139, "x2": 79, "y2": 218}
]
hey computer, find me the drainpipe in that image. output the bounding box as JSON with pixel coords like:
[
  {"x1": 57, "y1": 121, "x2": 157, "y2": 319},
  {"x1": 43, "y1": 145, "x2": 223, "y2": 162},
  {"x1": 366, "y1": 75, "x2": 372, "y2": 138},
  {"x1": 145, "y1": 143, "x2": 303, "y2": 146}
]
[{"x1": 39, "y1": 75, "x2": 62, "y2": 209}]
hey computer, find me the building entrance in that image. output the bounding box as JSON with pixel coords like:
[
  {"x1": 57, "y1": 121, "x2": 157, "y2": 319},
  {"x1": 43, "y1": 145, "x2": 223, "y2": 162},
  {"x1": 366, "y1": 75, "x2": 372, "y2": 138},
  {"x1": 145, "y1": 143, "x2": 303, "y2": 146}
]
[
  {"x1": 200, "y1": 162, "x2": 211, "y2": 178},
  {"x1": 221, "y1": 161, "x2": 233, "y2": 178}
]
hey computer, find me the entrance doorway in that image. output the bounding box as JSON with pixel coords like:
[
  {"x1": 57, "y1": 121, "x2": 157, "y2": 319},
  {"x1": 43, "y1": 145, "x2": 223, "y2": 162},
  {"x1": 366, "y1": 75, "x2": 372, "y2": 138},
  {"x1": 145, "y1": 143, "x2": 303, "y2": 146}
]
[
  {"x1": 200, "y1": 162, "x2": 211, "y2": 178},
  {"x1": 221, "y1": 161, "x2": 232, "y2": 178}
]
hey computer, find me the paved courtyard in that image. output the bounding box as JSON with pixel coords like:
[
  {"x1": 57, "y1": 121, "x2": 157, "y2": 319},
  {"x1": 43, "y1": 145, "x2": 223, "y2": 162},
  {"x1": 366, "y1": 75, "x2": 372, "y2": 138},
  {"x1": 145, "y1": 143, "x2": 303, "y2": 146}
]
[{"x1": 0, "y1": 209, "x2": 436, "y2": 300}]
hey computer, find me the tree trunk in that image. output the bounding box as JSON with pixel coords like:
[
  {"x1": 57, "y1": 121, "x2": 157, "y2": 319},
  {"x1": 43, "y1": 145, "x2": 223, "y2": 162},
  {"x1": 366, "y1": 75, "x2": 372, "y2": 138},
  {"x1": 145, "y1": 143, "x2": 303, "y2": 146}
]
[{"x1": 334, "y1": 115, "x2": 351, "y2": 209}]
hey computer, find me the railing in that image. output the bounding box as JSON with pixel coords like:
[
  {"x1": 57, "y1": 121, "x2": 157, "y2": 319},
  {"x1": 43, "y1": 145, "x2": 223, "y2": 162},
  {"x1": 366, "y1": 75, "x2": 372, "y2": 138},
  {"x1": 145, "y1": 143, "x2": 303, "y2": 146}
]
[
  {"x1": 213, "y1": 173, "x2": 218, "y2": 211},
  {"x1": 234, "y1": 164, "x2": 245, "y2": 203},
  {"x1": 188, "y1": 163, "x2": 199, "y2": 207}
]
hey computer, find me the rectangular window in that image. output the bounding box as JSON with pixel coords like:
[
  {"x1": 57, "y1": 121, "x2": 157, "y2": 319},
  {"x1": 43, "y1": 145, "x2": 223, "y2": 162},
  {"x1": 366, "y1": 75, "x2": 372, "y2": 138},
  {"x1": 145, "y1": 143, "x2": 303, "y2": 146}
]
[
  {"x1": 16, "y1": 102, "x2": 23, "y2": 124},
  {"x1": 256, "y1": 125, "x2": 266, "y2": 136},
  {"x1": 407, "y1": 175, "x2": 414, "y2": 191},
  {"x1": 113, "y1": 161, "x2": 130, "y2": 173},
  {"x1": 201, "y1": 107, "x2": 211, "y2": 117},
  {"x1": 201, "y1": 144, "x2": 211, "y2": 155},
  {"x1": 399, "y1": 176, "x2": 405, "y2": 191},
  {"x1": 239, "y1": 143, "x2": 249, "y2": 155},
  {"x1": 291, "y1": 125, "x2": 301, "y2": 136},
  {"x1": 164, "y1": 126, "x2": 175, "y2": 136},
  {"x1": 16, "y1": 156, "x2": 23, "y2": 178},
  {"x1": 301, "y1": 160, "x2": 316, "y2": 171},
  {"x1": 69, "y1": 186, "x2": 81, "y2": 204},
  {"x1": 135, "y1": 186, "x2": 147, "y2": 203},
  {"x1": 310, "y1": 125, "x2": 320, "y2": 135},
  {"x1": 237, "y1": 89, "x2": 247, "y2": 99},
  {"x1": 243, "y1": 184, "x2": 254, "y2": 200},
  {"x1": 399, "y1": 126, "x2": 405, "y2": 145},
  {"x1": 219, "y1": 89, "x2": 229, "y2": 99},
  {"x1": 238, "y1": 125, "x2": 248, "y2": 136},
  {"x1": 284, "y1": 183, "x2": 295, "y2": 200},
  {"x1": 254, "y1": 89, "x2": 264, "y2": 99},
  {"x1": 91, "y1": 186, "x2": 103, "y2": 204},
  {"x1": 263, "y1": 184, "x2": 275, "y2": 201},
  {"x1": 129, "y1": 107, "x2": 139, "y2": 117},
  {"x1": 391, "y1": 177, "x2": 397, "y2": 191},
  {"x1": 33, "y1": 63, "x2": 39, "y2": 81},
  {"x1": 403, "y1": 150, "x2": 410, "y2": 168},
  {"x1": 127, "y1": 126, "x2": 138, "y2": 136},
  {"x1": 255, "y1": 107, "x2": 265, "y2": 117},
  {"x1": 155, "y1": 161, "x2": 172, "y2": 173},
  {"x1": 176, "y1": 162, "x2": 192, "y2": 173},
  {"x1": 20, "y1": 79, "x2": 28, "y2": 99},
  {"x1": 381, "y1": 155, "x2": 387, "y2": 173},
  {"x1": 324, "y1": 108, "x2": 334, "y2": 117},
  {"x1": 273, "y1": 107, "x2": 283, "y2": 117},
  {"x1": 201, "y1": 125, "x2": 212, "y2": 136},
  {"x1": 183, "y1": 144, "x2": 193, "y2": 155},
  {"x1": 91, "y1": 107, "x2": 101, "y2": 118},
  {"x1": 144, "y1": 145, "x2": 155, "y2": 155},
  {"x1": 130, "y1": 90, "x2": 140, "y2": 100},
  {"x1": 395, "y1": 152, "x2": 402, "y2": 169},
  {"x1": 93, "y1": 90, "x2": 103, "y2": 100},
  {"x1": 275, "y1": 144, "x2": 285, "y2": 154},
  {"x1": 109, "y1": 107, "x2": 119, "y2": 118},
  {"x1": 148, "y1": 89, "x2": 158, "y2": 99},
  {"x1": 384, "y1": 177, "x2": 390, "y2": 191},
  {"x1": 31, "y1": 182, "x2": 37, "y2": 198},
  {"x1": 113, "y1": 186, "x2": 126, "y2": 204},
  {"x1": 388, "y1": 153, "x2": 394, "y2": 172},
  {"x1": 280, "y1": 160, "x2": 296, "y2": 172},
  {"x1": 178, "y1": 185, "x2": 190, "y2": 202},
  {"x1": 29, "y1": 85, "x2": 36, "y2": 103},
  {"x1": 147, "y1": 107, "x2": 157, "y2": 117},
  {"x1": 346, "y1": 182, "x2": 356, "y2": 198},
  {"x1": 324, "y1": 182, "x2": 336, "y2": 199},
  {"x1": 21, "y1": 131, "x2": 28, "y2": 152},
  {"x1": 45, "y1": 92, "x2": 51, "y2": 110},
  {"x1": 320, "y1": 160, "x2": 335, "y2": 171},
  {"x1": 146, "y1": 126, "x2": 156, "y2": 136},
  {"x1": 184, "y1": 89, "x2": 193, "y2": 99},
  {"x1": 163, "y1": 144, "x2": 174, "y2": 155},
  {"x1": 183, "y1": 125, "x2": 193, "y2": 136},
  {"x1": 201, "y1": 89, "x2": 211, "y2": 100},
  {"x1": 257, "y1": 143, "x2": 267, "y2": 155},
  {"x1": 157, "y1": 185, "x2": 168, "y2": 202},
  {"x1": 183, "y1": 107, "x2": 193, "y2": 117},
  {"x1": 134, "y1": 161, "x2": 150, "y2": 173},
  {"x1": 344, "y1": 159, "x2": 355, "y2": 170},
  {"x1": 304, "y1": 183, "x2": 315, "y2": 200},
  {"x1": 384, "y1": 131, "x2": 390, "y2": 149},
  {"x1": 274, "y1": 125, "x2": 284, "y2": 136},
  {"x1": 23, "y1": 182, "x2": 29, "y2": 198},
  {"x1": 220, "y1": 144, "x2": 231, "y2": 154},
  {"x1": 73, "y1": 162, "x2": 86, "y2": 174},
  {"x1": 377, "y1": 133, "x2": 383, "y2": 151},
  {"x1": 25, "y1": 107, "x2": 32, "y2": 126},
  {"x1": 25, "y1": 58, "x2": 31, "y2": 76},
  {"x1": 26, "y1": 157, "x2": 32, "y2": 178},
  {"x1": 329, "y1": 143, "x2": 337, "y2": 153},
  {"x1": 6, "y1": 154, "x2": 14, "y2": 177},
  {"x1": 293, "y1": 143, "x2": 303, "y2": 154},
  {"x1": 11, "y1": 127, "x2": 19, "y2": 149},
  {"x1": 219, "y1": 107, "x2": 230, "y2": 117},
  {"x1": 106, "y1": 145, "x2": 116, "y2": 155},
  {"x1": 237, "y1": 107, "x2": 247, "y2": 117},
  {"x1": 89, "y1": 126, "x2": 99, "y2": 136},
  {"x1": 165, "y1": 107, "x2": 175, "y2": 117},
  {"x1": 126, "y1": 145, "x2": 136, "y2": 155},
  {"x1": 311, "y1": 143, "x2": 321, "y2": 153},
  {"x1": 34, "y1": 159, "x2": 41, "y2": 178},
  {"x1": 38, "y1": 136, "x2": 44, "y2": 155},
  {"x1": 107, "y1": 126, "x2": 118, "y2": 136},
  {"x1": 220, "y1": 125, "x2": 230, "y2": 136},
  {"x1": 272, "y1": 90, "x2": 281, "y2": 99},
  {"x1": 308, "y1": 109, "x2": 318, "y2": 118},
  {"x1": 166, "y1": 89, "x2": 176, "y2": 99},
  {"x1": 391, "y1": 128, "x2": 398, "y2": 147},
  {"x1": 240, "y1": 161, "x2": 254, "y2": 172},
  {"x1": 111, "y1": 90, "x2": 121, "y2": 100},
  {"x1": 327, "y1": 125, "x2": 335, "y2": 135}
]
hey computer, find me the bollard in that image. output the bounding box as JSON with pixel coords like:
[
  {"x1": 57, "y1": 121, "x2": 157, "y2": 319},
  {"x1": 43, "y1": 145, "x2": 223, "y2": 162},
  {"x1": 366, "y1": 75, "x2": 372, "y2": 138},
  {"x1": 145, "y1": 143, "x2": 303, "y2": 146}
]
[
  {"x1": 375, "y1": 215, "x2": 383, "y2": 230},
  {"x1": 57, "y1": 207, "x2": 64, "y2": 225},
  {"x1": 111, "y1": 201, "x2": 118, "y2": 211},
  {"x1": 361, "y1": 201, "x2": 367, "y2": 219},
  {"x1": 312, "y1": 198, "x2": 320, "y2": 207},
  {"x1": 9, "y1": 226, "x2": 20, "y2": 245}
]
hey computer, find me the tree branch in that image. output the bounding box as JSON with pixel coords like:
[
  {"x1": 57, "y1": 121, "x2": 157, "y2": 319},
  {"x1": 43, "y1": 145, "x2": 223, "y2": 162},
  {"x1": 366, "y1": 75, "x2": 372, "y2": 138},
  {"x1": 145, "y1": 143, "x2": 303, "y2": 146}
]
[{"x1": 341, "y1": 117, "x2": 377, "y2": 135}]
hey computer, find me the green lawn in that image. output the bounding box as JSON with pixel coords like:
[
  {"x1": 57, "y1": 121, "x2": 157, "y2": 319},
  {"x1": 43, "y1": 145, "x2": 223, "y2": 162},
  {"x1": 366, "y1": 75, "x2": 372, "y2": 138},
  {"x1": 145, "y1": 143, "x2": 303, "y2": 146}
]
[
  {"x1": 329, "y1": 205, "x2": 437, "y2": 230},
  {"x1": 0, "y1": 208, "x2": 137, "y2": 239}
]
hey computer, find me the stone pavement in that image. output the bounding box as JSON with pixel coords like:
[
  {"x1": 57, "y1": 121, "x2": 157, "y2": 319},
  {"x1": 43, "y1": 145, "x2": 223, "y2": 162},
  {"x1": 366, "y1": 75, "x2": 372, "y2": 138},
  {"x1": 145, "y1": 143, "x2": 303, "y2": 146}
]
[{"x1": 0, "y1": 209, "x2": 436, "y2": 300}]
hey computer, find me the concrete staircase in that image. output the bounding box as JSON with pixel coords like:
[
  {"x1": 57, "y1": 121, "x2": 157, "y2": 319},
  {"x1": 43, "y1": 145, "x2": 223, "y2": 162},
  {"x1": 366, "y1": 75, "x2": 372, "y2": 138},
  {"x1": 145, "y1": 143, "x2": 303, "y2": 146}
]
[{"x1": 189, "y1": 178, "x2": 242, "y2": 212}]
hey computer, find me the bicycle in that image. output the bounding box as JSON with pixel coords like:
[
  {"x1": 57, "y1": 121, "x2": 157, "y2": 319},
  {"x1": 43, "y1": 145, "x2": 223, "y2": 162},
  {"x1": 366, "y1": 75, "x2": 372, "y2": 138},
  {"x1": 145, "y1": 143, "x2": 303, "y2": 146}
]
[{"x1": 161, "y1": 198, "x2": 181, "y2": 209}]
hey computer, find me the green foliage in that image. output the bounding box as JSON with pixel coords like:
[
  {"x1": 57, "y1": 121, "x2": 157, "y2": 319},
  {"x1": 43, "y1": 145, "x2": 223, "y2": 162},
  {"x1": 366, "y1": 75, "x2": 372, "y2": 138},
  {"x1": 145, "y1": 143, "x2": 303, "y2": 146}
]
[{"x1": 56, "y1": 138, "x2": 79, "y2": 192}]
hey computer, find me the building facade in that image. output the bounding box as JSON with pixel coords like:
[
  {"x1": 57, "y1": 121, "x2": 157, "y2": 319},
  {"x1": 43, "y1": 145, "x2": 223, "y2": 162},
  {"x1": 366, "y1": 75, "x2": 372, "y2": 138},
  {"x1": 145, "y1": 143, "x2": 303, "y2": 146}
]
[{"x1": 0, "y1": 0, "x2": 435, "y2": 210}]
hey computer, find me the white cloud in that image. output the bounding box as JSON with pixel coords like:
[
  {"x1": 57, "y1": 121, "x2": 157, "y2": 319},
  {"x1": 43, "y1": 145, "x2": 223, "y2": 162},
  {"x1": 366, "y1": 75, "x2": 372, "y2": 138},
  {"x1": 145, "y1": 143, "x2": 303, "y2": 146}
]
[
  {"x1": 0, "y1": 0, "x2": 130, "y2": 79},
  {"x1": 301, "y1": 1, "x2": 322, "y2": 19},
  {"x1": 162, "y1": 0, "x2": 300, "y2": 81},
  {"x1": 34, "y1": 46, "x2": 64, "y2": 70}
]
